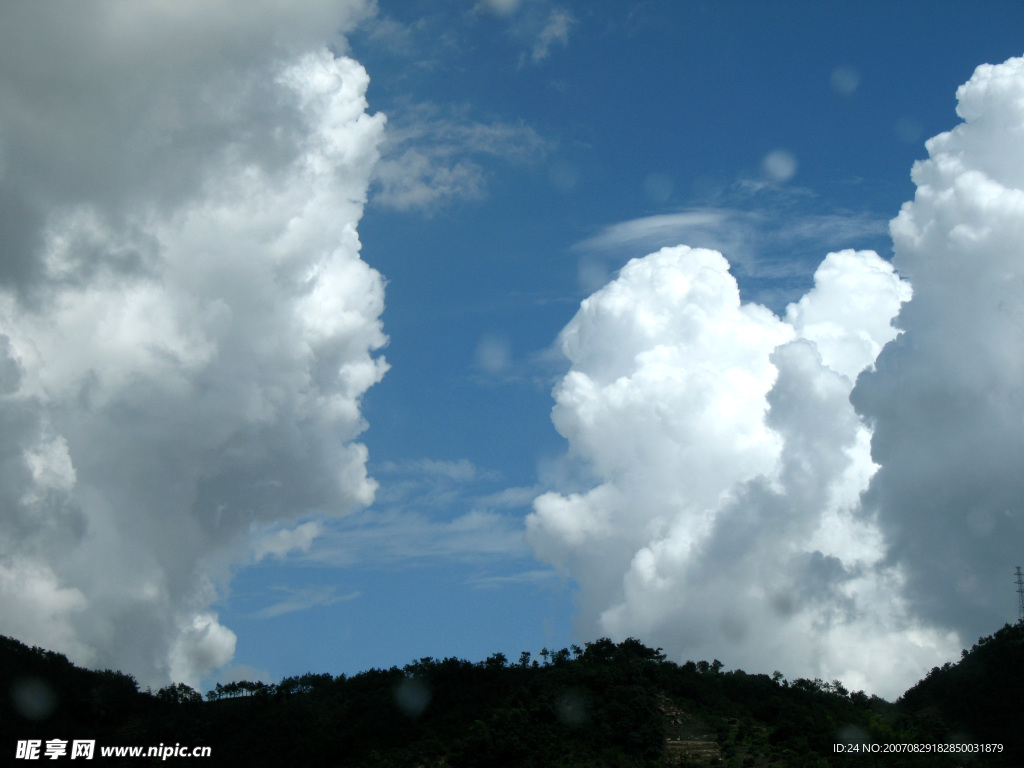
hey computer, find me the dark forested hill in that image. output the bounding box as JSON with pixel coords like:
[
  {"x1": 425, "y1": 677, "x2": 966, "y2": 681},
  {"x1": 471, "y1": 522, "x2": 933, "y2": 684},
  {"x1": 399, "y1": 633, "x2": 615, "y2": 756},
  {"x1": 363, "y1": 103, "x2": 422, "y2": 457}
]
[
  {"x1": 897, "y1": 621, "x2": 1024, "y2": 762},
  {"x1": 2, "y1": 630, "x2": 1020, "y2": 766}
]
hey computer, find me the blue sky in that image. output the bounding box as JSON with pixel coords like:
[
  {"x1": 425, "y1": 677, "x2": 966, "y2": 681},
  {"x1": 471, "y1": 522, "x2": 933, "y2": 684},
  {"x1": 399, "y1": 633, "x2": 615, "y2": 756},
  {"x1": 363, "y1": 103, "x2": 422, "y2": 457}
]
[
  {"x1": 3, "y1": 1, "x2": 1024, "y2": 701},
  {"x1": 225, "y1": 0, "x2": 1024, "y2": 691}
]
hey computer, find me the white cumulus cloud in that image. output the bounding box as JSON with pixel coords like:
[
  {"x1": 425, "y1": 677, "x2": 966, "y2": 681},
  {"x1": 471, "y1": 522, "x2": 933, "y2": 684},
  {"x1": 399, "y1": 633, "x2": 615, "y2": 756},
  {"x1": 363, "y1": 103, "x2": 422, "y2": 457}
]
[
  {"x1": 852, "y1": 55, "x2": 1024, "y2": 642},
  {"x1": 531, "y1": 54, "x2": 1024, "y2": 699},
  {"x1": 528, "y1": 242, "x2": 959, "y2": 699},
  {"x1": 0, "y1": 1, "x2": 386, "y2": 689}
]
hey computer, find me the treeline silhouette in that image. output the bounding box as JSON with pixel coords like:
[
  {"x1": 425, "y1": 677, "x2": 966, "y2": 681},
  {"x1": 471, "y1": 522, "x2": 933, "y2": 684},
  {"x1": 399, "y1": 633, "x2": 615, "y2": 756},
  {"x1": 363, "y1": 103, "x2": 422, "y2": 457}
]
[
  {"x1": 898, "y1": 621, "x2": 1024, "y2": 761},
  {"x1": 3, "y1": 629, "x2": 1021, "y2": 766}
]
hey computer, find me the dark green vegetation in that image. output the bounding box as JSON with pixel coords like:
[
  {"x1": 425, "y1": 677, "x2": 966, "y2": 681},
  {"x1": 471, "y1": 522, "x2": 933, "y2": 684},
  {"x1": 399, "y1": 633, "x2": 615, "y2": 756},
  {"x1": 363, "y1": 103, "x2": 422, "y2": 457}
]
[
  {"x1": 898, "y1": 622, "x2": 1024, "y2": 761},
  {"x1": 2, "y1": 627, "x2": 1022, "y2": 766}
]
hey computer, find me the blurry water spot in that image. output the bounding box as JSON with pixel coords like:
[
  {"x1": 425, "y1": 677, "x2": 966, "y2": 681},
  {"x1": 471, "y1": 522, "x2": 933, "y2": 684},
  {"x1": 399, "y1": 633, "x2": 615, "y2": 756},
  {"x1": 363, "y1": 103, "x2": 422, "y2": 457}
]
[
  {"x1": 10, "y1": 677, "x2": 57, "y2": 721},
  {"x1": 830, "y1": 66, "x2": 861, "y2": 95},
  {"x1": 549, "y1": 160, "x2": 579, "y2": 192},
  {"x1": 967, "y1": 507, "x2": 994, "y2": 537},
  {"x1": 895, "y1": 117, "x2": 923, "y2": 144},
  {"x1": 556, "y1": 688, "x2": 590, "y2": 727},
  {"x1": 718, "y1": 613, "x2": 748, "y2": 644},
  {"x1": 837, "y1": 724, "x2": 870, "y2": 745},
  {"x1": 477, "y1": 0, "x2": 521, "y2": 17},
  {"x1": 690, "y1": 174, "x2": 724, "y2": 201},
  {"x1": 642, "y1": 172, "x2": 674, "y2": 203},
  {"x1": 476, "y1": 334, "x2": 511, "y2": 374},
  {"x1": 770, "y1": 591, "x2": 796, "y2": 617},
  {"x1": 957, "y1": 573, "x2": 983, "y2": 602},
  {"x1": 577, "y1": 257, "x2": 610, "y2": 294},
  {"x1": 394, "y1": 677, "x2": 431, "y2": 718},
  {"x1": 762, "y1": 149, "x2": 797, "y2": 183}
]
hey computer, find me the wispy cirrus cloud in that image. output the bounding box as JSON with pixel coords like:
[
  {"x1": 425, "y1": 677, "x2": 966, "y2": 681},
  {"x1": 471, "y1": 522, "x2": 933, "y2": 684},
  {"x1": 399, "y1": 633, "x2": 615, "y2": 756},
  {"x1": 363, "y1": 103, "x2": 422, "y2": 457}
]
[
  {"x1": 379, "y1": 457, "x2": 503, "y2": 484},
  {"x1": 528, "y1": 8, "x2": 574, "y2": 64},
  {"x1": 572, "y1": 205, "x2": 889, "y2": 304},
  {"x1": 467, "y1": 569, "x2": 565, "y2": 589},
  {"x1": 575, "y1": 208, "x2": 887, "y2": 262},
  {"x1": 309, "y1": 508, "x2": 531, "y2": 568},
  {"x1": 372, "y1": 102, "x2": 549, "y2": 212},
  {"x1": 247, "y1": 456, "x2": 540, "y2": 571},
  {"x1": 472, "y1": 0, "x2": 574, "y2": 67},
  {"x1": 249, "y1": 585, "x2": 361, "y2": 620}
]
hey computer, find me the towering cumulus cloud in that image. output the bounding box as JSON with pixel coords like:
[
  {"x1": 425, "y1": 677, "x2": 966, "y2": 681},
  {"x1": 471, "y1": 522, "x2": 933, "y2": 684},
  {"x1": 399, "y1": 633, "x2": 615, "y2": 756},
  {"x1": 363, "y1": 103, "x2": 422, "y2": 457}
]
[
  {"x1": 852, "y1": 58, "x2": 1024, "y2": 642},
  {"x1": 530, "y1": 56, "x2": 1024, "y2": 698},
  {"x1": 0, "y1": 1, "x2": 385, "y2": 687}
]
